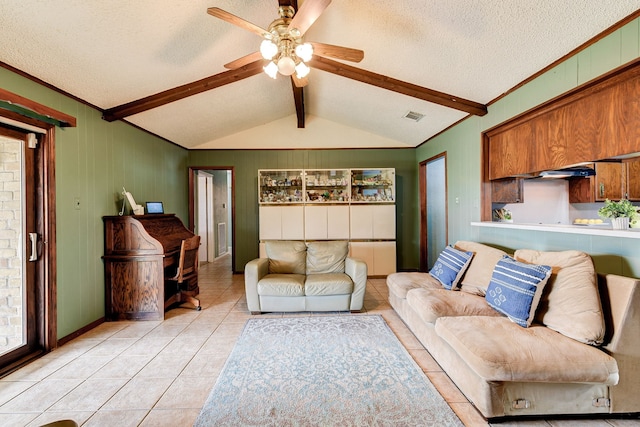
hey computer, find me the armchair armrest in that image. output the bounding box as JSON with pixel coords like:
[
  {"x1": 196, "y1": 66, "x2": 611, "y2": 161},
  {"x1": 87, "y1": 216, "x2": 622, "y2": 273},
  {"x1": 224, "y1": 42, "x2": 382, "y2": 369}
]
[
  {"x1": 346, "y1": 257, "x2": 367, "y2": 311},
  {"x1": 244, "y1": 258, "x2": 269, "y2": 312}
]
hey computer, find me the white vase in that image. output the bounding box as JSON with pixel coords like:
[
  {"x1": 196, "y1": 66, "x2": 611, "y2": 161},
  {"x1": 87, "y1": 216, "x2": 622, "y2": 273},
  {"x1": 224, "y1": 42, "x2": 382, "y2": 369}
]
[{"x1": 611, "y1": 217, "x2": 630, "y2": 230}]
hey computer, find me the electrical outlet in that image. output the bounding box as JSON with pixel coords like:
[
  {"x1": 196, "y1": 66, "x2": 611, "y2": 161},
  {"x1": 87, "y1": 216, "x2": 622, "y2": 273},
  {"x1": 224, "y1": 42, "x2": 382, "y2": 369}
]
[
  {"x1": 74, "y1": 197, "x2": 81, "y2": 210},
  {"x1": 455, "y1": 197, "x2": 460, "y2": 204}
]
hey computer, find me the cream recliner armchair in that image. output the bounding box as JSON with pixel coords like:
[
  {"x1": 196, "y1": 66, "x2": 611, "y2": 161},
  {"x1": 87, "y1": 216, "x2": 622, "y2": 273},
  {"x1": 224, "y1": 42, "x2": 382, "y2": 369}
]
[{"x1": 244, "y1": 240, "x2": 367, "y2": 314}]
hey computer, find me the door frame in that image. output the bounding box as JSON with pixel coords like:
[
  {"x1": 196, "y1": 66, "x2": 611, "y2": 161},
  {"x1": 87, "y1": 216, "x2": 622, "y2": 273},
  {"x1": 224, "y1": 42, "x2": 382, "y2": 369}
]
[
  {"x1": 419, "y1": 153, "x2": 448, "y2": 272},
  {"x1": 188, "y1": 166, "x2": 235, "y2": 271},
  {"x1": 0, "y1": 110, "x2": 58, "y2": 375}
]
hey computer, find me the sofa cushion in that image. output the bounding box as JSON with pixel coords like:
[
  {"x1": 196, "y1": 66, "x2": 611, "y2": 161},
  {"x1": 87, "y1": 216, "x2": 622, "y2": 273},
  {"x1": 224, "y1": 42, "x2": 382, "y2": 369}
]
[
  {"x1": 266, "y1": 241, "x2": 307, "y2": 275},
  {"x1": 306, "y1": 241, "x2": 349, "y2": 274},
  {"x1": 434, "y1": 316, "x2": 618, "y2": 384},
  {"x1": 454, "y1": 241, "x2": 508, "y2": 296},
  {"x1": 305, "y1": 273, "x2": 353, "y2": 296},
  {"x1": 406, "y1": 288, "x2": 500, "y2": 324},
  {"x1": 257, "y1": 274, "x2": 306, "y2": 296},
  {"x1": 485, "y1": 255, "x2": 552, "y2": 327},
  {"x1": 514, "y1": 249, "x2": 605, "y2": 345},
  {"x1": 429, "y1": 245, "x2": 474, "y2": 290},
  {"x1": 387, "y1": 272, "x2": 443, "y2": 299}
]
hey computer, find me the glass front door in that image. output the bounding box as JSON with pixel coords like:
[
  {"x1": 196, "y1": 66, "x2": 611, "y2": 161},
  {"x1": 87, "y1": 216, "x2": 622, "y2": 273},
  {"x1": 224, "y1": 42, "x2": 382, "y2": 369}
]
[{"x1": 0, "y1": 129, "x2": 38, "y2": 365}]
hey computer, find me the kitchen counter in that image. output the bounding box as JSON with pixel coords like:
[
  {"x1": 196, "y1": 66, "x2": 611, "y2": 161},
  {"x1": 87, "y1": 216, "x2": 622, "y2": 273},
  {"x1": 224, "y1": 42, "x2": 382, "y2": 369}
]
[{"x1": 471, "y1": 221, "x2": 640, "y2": 239}]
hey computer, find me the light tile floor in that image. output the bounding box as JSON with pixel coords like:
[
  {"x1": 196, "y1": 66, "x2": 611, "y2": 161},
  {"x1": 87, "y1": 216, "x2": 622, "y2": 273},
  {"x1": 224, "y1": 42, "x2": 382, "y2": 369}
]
[{"x1": 0, "y1": 254, "x2": 637, "y2": 426}]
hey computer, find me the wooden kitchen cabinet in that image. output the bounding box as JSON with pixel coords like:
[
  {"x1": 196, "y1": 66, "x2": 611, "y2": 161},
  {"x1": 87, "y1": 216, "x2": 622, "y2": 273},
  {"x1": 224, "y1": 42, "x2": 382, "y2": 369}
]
[
  {"x1": 625, "y1": 157, "x2": 640, "y2": 201},
  {"x1": 487, "y1": 124, "x2": 535, "y2": 180},
  {"x1": 569, "y1": 162, "x2": 625, "y2": 203},
  {"x1": 594, "y1": 162, "x2": 625, "y2": 201},
  {"x1": 483, "y1": 61, "x2": 640, "y2": 219},
  {"x1": 491, "y1": 178, "x2": 523, "y2": 203}
]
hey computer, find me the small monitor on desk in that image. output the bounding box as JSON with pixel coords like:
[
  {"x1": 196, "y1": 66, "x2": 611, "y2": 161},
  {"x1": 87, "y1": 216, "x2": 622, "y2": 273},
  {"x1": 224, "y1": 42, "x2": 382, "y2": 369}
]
[{"x1": 146, "y1": 202, "x2": 164, "y2": 214}]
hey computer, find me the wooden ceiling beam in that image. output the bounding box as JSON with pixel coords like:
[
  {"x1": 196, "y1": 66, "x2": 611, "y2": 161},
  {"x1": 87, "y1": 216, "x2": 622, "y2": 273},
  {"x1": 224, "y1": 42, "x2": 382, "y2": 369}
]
[
  {"x1": 284, "y1": 0, "x2": 305, "y2": 128},
  {"x1": 307, "y1": 56, "x2": 488, "y2": 117},
  {"x1": 102, "y1": 59, "x2": 265, "y2": 122},
  {"x1": 291, "y1": 78, "x2": 305, "y2": 128}
]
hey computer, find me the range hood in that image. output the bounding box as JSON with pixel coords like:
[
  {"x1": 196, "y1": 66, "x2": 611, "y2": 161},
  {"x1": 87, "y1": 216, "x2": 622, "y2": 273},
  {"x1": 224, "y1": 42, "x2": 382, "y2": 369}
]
[{"x1": 537, "y1": 166, "x2": 595, "y2": 179}]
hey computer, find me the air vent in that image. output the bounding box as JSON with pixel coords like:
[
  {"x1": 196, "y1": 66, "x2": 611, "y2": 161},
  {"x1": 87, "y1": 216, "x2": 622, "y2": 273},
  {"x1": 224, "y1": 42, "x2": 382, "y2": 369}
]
[{"x1": 402, "y1": 111, "x2": 425, "y2": 122}]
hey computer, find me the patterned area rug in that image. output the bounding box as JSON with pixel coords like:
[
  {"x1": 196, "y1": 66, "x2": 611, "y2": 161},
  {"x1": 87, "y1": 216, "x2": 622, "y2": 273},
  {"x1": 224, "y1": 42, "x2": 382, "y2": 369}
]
[{"x1": 194, "y1": 315, "x2": 463, "y2": 426}]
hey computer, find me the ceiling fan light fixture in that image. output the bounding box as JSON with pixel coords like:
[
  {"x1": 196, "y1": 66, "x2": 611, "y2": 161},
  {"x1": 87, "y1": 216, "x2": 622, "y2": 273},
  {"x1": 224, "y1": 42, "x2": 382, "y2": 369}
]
[
  {"x1": 264, "y1": 61, "x2": 279, "y2": 79},
  {"x1": 260, "y1": 40, "x2": 278, "y2": 60},
  {"x1": 295, "y1": 61, "x2": 310, "y2": 78},
  {"x1": 295, "y1": 43, "x2": 313, "y2": 62},
  {"x1": 277, "y1": 55, "x2": 296, "y2": 76}
]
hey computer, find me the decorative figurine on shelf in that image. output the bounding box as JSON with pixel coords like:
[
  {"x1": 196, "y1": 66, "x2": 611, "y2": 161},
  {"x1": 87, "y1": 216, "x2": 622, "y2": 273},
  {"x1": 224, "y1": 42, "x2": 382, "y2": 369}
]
[{"x1": 120, "y1": 187, "x2": 144, "y2": 216}]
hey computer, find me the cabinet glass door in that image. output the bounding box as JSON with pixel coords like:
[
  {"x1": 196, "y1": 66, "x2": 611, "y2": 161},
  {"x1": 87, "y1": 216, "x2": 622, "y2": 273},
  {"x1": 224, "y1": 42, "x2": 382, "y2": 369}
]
[
  {"x1": 258, "y1": 169, "x2": 304, "y2": 203},
  {"x1": 304, "y1": 169, "x2": 350, "y2": 203},
  {"x1": 351, "y1": 169, "x2": 395, "y2": 202}
]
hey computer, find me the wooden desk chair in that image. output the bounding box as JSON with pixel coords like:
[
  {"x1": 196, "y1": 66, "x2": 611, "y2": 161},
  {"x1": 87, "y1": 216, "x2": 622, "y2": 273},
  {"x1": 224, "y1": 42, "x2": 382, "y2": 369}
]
[
  {"x1": 165, "y1": 234, "x2": 201, "y2": 311},
  {"x1": 39, "y1": 420, "x2": 78, "y2": 427}
]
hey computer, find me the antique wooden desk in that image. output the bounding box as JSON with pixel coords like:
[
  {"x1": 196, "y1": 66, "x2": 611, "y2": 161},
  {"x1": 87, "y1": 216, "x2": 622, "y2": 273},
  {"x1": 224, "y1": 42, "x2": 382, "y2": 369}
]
[{"x1": 102, "y1": 214, "x2": 197, "y2": 320}]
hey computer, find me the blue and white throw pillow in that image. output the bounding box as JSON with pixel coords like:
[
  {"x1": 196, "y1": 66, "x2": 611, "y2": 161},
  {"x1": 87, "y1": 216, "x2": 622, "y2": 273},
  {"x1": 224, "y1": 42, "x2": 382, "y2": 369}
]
[
  {"x1": 429, "y1": 245, "x2": 474, "y2": 290},
  {"x1": 486, "y1": 255, "x2": 552, "y2": 327}
]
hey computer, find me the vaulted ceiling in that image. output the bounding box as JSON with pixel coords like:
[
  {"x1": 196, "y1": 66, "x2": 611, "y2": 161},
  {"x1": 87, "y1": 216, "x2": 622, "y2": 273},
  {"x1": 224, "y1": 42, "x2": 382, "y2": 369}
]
[{"x1": 1, "y1": 1, "x2": 639, "y2": 149}]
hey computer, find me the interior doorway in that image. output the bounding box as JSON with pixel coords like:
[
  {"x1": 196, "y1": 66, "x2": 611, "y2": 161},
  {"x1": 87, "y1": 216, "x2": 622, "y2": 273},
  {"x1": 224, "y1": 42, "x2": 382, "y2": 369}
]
[
  {"x1": 419, "y1": 153, "x2": 448, "y2": 271},
  {"x1": 189, "y1": 167, "x2": 234, "y2": 271}
]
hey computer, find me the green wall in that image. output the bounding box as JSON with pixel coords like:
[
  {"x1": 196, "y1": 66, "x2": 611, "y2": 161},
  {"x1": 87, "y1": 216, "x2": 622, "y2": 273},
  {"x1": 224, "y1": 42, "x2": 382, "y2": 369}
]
[
  {"x1": 1, "y1": 68, "x2": 189, "y2": 339},
  {"x1": 188, "y1": 149, "x2": 418, "y2": 272},
  {"x1": 416, "y1": 17, "x2": 640, "y2": 278}
]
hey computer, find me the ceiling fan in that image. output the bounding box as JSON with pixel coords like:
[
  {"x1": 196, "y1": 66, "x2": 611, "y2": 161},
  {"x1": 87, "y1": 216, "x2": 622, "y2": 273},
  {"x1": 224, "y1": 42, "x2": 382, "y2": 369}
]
[
  {"x1": 102, "y1": 0, "x2": 486, "y2": 128},
  {"x1": 207, "y1": 0, "x2": 364, "y2": 89}
]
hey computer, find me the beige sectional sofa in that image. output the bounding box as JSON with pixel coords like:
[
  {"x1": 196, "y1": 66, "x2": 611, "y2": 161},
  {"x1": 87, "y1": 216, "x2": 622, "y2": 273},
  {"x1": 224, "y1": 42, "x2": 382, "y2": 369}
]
[
  {"x1": 388, "y1": 241, "x2": 640, "y2": 420},
  {"x1": 245, "y1": 240, "x2": 367, "y2": 314}
]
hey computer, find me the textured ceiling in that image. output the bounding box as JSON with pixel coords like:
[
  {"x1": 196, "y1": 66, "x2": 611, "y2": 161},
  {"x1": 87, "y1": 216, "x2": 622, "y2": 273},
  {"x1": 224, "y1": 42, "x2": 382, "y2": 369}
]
[{"x1": 0, "y1": 1, "x2": 639, "y2": 149}]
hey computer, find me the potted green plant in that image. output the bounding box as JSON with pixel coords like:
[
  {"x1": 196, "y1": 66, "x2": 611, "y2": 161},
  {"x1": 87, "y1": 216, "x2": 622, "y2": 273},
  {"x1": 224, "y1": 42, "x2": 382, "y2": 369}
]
[
  {"x1": 493, "y1": 208, "x2": 512, "y2": 223},
  {"x1": 631, "y1": 208, "x2": 640, "y2": 228},
  {"x1": 598, "y1": 199, "x2": 637, "y2": 229}
]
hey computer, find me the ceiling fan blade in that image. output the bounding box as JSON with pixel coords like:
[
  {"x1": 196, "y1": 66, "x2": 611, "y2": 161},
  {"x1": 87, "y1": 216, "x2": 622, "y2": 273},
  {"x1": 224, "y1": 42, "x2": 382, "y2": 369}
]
[
  {"x1": 310, "y1": 42, "x2": 364, "y2": 63},
  {"x1": 287, "y1": 0, "x2": 331, "y2": 37},
  {"x1": 292, "y1": 74, "x2": 308, "y2": 88},
  {"x1": 102, "y1": 60, "x2": 265, "y2": 122},
  {"x1": 207, "y1": 7, "x2": 270, "y2": 38},
  {"x1": 307, "y1": 56, "x2": 488, "y2": 117},
  {"x1": 225, "y1": 52, "x2": 264, "y2": 70}
]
